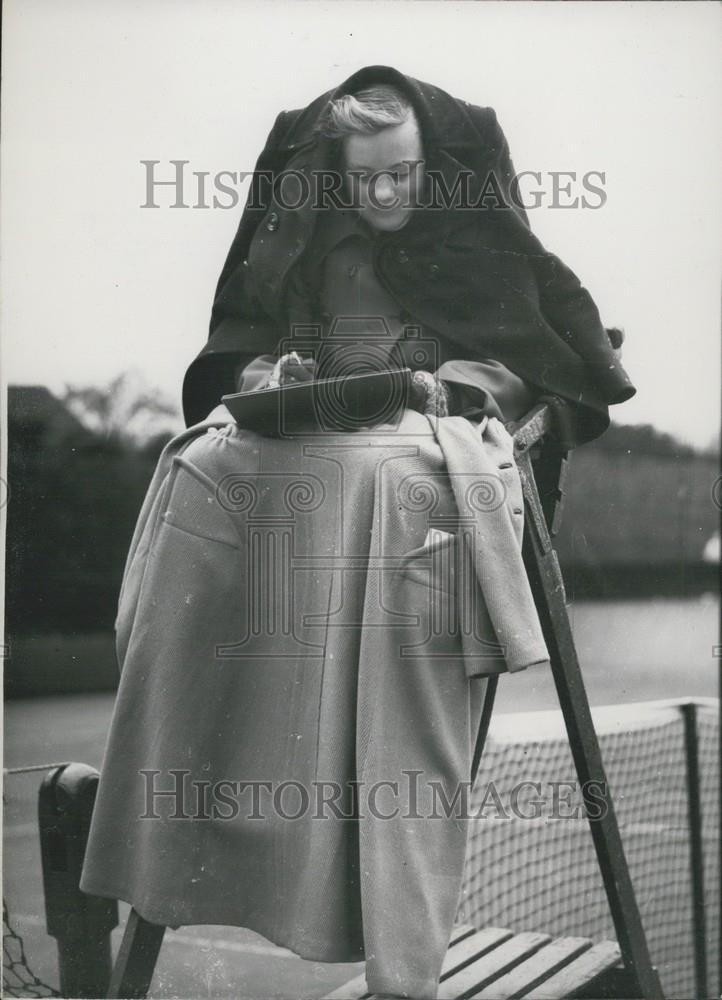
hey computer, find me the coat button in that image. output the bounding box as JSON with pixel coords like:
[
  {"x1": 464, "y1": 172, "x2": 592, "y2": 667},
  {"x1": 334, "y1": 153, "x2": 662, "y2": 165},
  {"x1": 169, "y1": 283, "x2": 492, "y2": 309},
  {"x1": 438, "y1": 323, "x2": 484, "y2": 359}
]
[
  {"x1": 266, "y1": 212, "x2": 279, "y2": 232},
  {"x1": 398, "y1": 249, "x2": 409, "y2": 264},
  {"x1": 428, "y1": 263, "x2": 440, "y2": 277}
]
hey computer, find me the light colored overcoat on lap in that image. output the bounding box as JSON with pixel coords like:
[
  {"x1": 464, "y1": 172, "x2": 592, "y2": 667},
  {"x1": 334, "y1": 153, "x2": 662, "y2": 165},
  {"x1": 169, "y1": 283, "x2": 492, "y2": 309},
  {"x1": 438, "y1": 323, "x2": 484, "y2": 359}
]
[{"x1": 80, "y1": 407, "x2": 548, "y2": 998}]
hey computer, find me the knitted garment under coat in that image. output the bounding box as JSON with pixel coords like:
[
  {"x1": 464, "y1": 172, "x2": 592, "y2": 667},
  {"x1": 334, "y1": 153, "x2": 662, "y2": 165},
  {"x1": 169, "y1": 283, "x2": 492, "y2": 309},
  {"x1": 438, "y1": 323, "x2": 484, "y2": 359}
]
[{"x1": 79, "y1": 406, "x2": 549, "y2": 999}]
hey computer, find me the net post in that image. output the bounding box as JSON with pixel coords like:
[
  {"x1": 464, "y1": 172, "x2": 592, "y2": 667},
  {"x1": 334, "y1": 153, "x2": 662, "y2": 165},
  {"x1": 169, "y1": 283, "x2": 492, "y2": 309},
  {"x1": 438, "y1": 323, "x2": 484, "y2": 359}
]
[
  {"x1": 680, "y1": 701, "x2": 709, "y2": 1000},
  {"x1": 38, "y1": 762, "x2": 119, "y2": 998}
]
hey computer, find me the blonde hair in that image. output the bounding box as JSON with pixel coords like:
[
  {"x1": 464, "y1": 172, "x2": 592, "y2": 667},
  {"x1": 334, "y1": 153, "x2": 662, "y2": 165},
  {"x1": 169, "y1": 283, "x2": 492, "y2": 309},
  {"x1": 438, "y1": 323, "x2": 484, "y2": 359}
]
[{"x1": 316, "y1": 85, "x2": 414, "y2": 139}]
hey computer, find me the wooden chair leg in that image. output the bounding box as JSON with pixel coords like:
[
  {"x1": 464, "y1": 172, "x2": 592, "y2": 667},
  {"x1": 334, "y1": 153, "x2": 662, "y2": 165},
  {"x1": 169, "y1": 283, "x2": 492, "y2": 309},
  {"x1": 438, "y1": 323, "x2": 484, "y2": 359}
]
[
  {"x1": 471, "y1": 675, "x2": 498, "y2": 790},
  {"x1": 515, "y1": 447, "x2": 665, "y2": 1000},
  {"x1": 106, "y1": 908, "x2": 166, "y2": 999}
]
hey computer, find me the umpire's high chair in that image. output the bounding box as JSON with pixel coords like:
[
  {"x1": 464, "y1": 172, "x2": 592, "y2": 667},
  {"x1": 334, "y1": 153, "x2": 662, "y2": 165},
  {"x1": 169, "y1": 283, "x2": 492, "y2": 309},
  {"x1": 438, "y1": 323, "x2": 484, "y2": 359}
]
[{"x1": 39, "y1": 398, "x2": 665, "y2": 1000}]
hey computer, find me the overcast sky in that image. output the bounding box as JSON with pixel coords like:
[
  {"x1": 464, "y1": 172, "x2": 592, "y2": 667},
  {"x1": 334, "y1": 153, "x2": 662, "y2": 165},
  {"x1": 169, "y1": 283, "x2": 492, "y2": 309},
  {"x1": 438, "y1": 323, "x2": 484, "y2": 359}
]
[{"x1": 2, "y1": 0, "x2": 720, "y2": 447}]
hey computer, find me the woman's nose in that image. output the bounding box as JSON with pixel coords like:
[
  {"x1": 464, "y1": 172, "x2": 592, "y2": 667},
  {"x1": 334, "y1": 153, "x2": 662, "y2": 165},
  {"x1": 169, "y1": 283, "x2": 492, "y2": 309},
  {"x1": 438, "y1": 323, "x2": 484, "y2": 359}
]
[{"x1": 373, "y1": 176, "x2": 398, "y2": 207}]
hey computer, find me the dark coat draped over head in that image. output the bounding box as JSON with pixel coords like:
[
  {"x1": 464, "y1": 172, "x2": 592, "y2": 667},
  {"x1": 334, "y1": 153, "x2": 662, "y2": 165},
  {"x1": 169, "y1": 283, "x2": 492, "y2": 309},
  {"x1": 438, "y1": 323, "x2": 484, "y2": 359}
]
[{"x1": 182, "y1": 65, "x2": 635, "y2": 442}]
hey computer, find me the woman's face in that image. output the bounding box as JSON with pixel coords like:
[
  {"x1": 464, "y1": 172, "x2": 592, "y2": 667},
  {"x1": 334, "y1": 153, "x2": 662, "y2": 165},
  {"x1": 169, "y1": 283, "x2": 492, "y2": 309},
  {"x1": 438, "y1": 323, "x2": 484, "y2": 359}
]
[{"x1": 342, "y1": 114, "x2": 424, "y2": 232}]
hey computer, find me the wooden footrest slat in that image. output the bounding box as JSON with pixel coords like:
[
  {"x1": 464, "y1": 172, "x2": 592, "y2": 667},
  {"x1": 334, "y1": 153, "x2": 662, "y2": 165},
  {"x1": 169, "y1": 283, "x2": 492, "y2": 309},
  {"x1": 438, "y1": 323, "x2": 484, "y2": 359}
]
[
  {"x1": 437, "y1": 932, "x2": 551, "y2": 999},
  {"x1": 320, "y1": 925, "x2": 479, "y2": 1000},
  {"x1": 522, "y1": 941, "x2": 623, "y2": 1000},
  {"x1": 321, "y1": 927, "x2": 622, "y2": 1000},
  {"x1": 439, "y1": 927, "x2": 515, "y2": 979},
  {"x1": 447, "y1": 924, "x2": 482, "y2": 947},
  {"x1": 468, "y1": 937, "x2": 593, "y2": 999}
]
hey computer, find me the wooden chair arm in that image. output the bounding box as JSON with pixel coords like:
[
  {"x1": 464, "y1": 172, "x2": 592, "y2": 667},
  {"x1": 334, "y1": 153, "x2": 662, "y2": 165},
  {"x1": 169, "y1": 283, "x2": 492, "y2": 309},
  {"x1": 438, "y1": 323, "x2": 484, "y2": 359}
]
[
  {"x1": 506, "y1": 400, "x2": 573, "y2": 538},
  {"x1": 505, "y1": 401, "x2": 555, "y2": 453}
]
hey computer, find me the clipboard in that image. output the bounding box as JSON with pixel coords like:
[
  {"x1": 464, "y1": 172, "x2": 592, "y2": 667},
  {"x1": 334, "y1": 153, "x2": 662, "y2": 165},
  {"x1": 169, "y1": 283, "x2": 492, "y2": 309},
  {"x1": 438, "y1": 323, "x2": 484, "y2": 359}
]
[{"x1": 221, "y1": 367, "x2": 412, "y2": 434}]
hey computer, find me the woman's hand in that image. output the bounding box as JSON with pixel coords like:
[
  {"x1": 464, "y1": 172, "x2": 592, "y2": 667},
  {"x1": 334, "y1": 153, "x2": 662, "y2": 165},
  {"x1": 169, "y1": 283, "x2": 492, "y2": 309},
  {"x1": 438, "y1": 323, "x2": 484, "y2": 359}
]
[
  {"x1": 264, "y1": 352, "x2": 317, "y2": 388},
  {"x1": 281, "y1": 352, "x2": 317, "y2": 384},
  {"x1": 409, "y1": 371, "x2": 451, "y2": 417}
]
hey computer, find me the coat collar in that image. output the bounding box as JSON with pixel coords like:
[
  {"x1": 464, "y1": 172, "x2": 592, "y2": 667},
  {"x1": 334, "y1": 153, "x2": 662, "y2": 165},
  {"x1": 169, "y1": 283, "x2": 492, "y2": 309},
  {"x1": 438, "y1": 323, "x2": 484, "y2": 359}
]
[{"x1": 275, "y1": 65, "x2": 483, "y2": 154}]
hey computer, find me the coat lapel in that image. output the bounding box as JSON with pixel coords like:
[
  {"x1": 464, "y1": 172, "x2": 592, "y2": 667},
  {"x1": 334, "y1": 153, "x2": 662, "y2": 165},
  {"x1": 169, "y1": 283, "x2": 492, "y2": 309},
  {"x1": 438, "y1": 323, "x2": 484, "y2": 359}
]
[{"x1": 247, "y1": 140, "x2": 331, "y2": 326}]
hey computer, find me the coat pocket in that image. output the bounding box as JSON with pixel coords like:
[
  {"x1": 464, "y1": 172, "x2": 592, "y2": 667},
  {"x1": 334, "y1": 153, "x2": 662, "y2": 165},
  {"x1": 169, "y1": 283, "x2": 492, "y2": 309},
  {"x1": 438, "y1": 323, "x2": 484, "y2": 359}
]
[
  {"x1": 392, "y1": 531, "x2": 464, "y2": 657},
  {"x1": 393, "y1": 529, "x2": 510, "y2": 677},
  {"x1": 396, "y1": 529, "x2": 457, "y2": 595}
]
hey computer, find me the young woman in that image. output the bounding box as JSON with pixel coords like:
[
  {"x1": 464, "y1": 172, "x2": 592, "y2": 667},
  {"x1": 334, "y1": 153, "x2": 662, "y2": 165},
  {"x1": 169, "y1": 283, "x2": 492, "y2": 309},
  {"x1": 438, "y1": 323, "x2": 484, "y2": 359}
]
[{"x1": 80, "y1": 67, "x2": 633, "y2": 999}]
